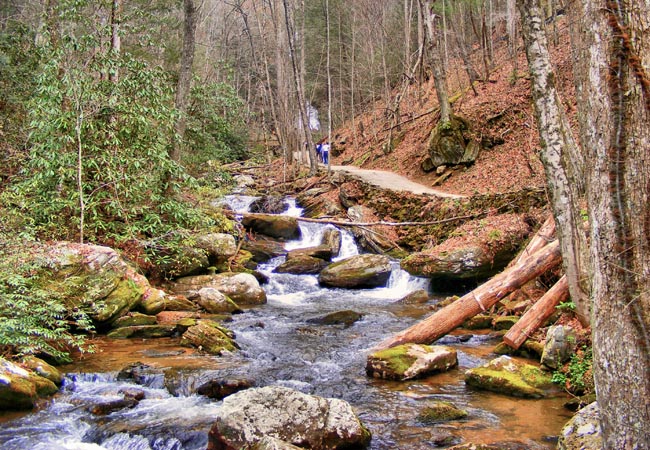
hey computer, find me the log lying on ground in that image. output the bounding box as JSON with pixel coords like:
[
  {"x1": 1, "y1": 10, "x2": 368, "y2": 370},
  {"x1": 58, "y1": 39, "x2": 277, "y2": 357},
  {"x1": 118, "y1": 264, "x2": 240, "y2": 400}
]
[
  {"x1": 512, "y1": 214, "x2": 556, "y2": 266},
  {"x1": 374, "y1": 239, "x2": 561, "y2": 350},
  {"x1": 503, "y1": 275, "x2": 568, "y2": 349}
]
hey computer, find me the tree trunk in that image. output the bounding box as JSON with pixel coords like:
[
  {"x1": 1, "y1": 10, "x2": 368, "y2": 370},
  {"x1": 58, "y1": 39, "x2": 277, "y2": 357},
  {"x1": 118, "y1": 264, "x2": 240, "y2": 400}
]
[
  {"x1": 419, "y1": 0, "x2": 452, "y2": 123},
  {"x1": 375, "y1": 239, "x2": 561, "y2": 350},
  {"x1": 170, "y1": 0, "x2": 198, "y2": 166},
  {"x1": 517, "y1": 0, "x2": 590, "y2": 325},
  {"x1": 503, "y1": 275, "x2": 568, "y2": 349},
  {"x1": 109, "y1": 0, "x2": 122, "y2": 83},
  {"x1": 568, "y1": 0, "x2": 650, "y2": 446}
]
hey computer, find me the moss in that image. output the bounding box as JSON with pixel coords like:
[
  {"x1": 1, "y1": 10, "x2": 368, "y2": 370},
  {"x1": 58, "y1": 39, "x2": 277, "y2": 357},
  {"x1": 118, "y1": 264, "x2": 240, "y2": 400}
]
[
  {"x1": 417, "y1": 401, "x2": 469, "y2": 423},
  {"x1": 371, "y1": 344, "x2": 424, "y2": 375},
  {"x1": 465, "y1": 366, "x2": 545, "y2": 398},
  {"x1": 493, "y1": 316, "x2": 519, "y2": 330}
]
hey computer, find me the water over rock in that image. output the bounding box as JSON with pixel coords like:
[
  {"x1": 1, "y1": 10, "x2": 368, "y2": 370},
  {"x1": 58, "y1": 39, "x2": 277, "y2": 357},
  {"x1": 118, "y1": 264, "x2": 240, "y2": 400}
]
[
  {"x1": 320, "y1": 228, "x2": 342, "y2": 258},
  {"x1": 366, "y1": 344, "x2": 458, "y2": 381},
  {"x1": 464, "y1": 355, "x2": 556, "y2": 398},
  {"x1": 242, "y1": 213, "x2": 301, "y2": 240},
  {"x1": 318, "y1": 254, "x2": 391, "y2": 289},
  {"x1": 207, "y1": 385, "x2": 371, "y2": 450},
  {"x1": 306, "y1": 310, "x2": 363, "y2": 327},
  {"x1": 0, "y1": 357, "x2": 59, "y2": 410},
  {"x1": 242, "y1": 237, "x2": 287, "y2": 262},
  {"x1": 172, "y1": 273, "x2": 267, "y2": 305}
]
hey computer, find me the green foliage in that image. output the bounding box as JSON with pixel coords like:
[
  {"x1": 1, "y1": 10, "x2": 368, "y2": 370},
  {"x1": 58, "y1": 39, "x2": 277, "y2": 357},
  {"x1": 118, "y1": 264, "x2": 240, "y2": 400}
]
[
  {"x1": 556, "y1": 300, "x2": 577, "y2": 312},
  {"x1": 552, "y1": 346, "x2": 594, "y2": 395},
  {"x1": 0, "y1": 235, "x2": 94, "y2": 362},
  {"x1": 184, "y1": 81, "x2": 249, "y2": 171}
]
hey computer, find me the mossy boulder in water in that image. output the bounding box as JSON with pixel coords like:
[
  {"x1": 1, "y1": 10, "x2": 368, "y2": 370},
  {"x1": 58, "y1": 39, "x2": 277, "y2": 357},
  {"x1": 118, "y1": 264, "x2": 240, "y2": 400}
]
[
  {"x1": 0, "y1": 357, "x2": 59, "y2": 410},
  {"x1": 208, "y1": 386, "x2": 371, "y2": 450},
  {"x1": 111, "y1": 312, "x2": 158, "y2": 328},
  {"x1": 286, "y1": 245, "x2": 333, "y2": 262},
  {"x1": 366, "y1": 344, "x2": 458, "y2": 381},
  {"x1": 464, "y1": 355, "x2": 556, "y2": 398},
  {"x1": 172, "y1": 272, "x2": 267, "y2": 305},
  {"x1": 306, "y1": 310, "x2": 363, "y2": 327},
  {"x1": 181, "y1": 320, "x2": 238, "y2": 355},
  {"x1": 274, "y1": 255, "x2": 329, "y2": 275},
  {"x1": 195, "y1": 287, "x2": 242, "y2": 314},
  {"x1": 107, "y1": 324, "x2": 177, "y2": 339},
  {"x1": 318, "y1": 254, "x2": 391, "y2": 289},
  {"x1": 19, "y1": 356, "x2": 63, "y2": 386},
  {"x1": 241, "y1": 213, "x2": 301, "y2": 240},
  {"x1": 417, "y1": 401, "x2": 469, "y2": 423},
  {"x1": 242, "y1": 237, "x2": 287, "y2": 263},
  {"x1": 320, "y1": 227, "x2": 342, "y2": 258}
]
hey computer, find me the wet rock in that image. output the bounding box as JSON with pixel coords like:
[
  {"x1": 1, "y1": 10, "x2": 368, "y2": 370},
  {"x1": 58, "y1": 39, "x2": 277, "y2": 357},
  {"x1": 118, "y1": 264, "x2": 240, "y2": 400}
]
[
  {"x1": 111, "y1": 312, "x2": 158, "y2": 328},
  {"x1": 241, "y1": 213, "x2": 301, "y2": 240},
  {"x1": 318, "y1": 254, "x2": 392, "y2": 289},
  {"x1": 274, "y1": 255, "x2": 329, "y2": 275},
  {"x1": 464, "y1": 355, "x2": 556, "y2": 398},
  {"x1": 286, "y1": 245, "x2": 333, "y2": 262},
  {"x1": 402, "y1": 214, "x2": 531, "y2": 284},
  {"x1": 19, "y1": 356, "x2": 63, "y2": 386},
  {"x1": 106, "y1": 324, "x2": 177, "y2": 339},
  {"x1": 397, "y1": 289, "x2": 430, "y2": 304},
  {"x1": 181, "y1": 320, "x2": 238, "y2": 355},
  {"x1": 172, "y1": 273, "x2": 267, "y2": 305},
  {"x1": 417, "y1": 401, "x2": 469, "y2": 423},
  {"x1": 541, "y1": 325, "x2": 576, "y2": 370},
  {"x1": 196, "y1": 287, "x2": 242, "y2": 314},
  {"x1": 242, "y1": 237, "x2": 287, "y2": 262},
  {"x1": 493, "y1": 340, "x2": 544, "y2": 360},
  {"x1": 155, "y1": 310, "x2": 202, "y2": 325},
  {"x1": 493, "y1": 316, "x2": 519, "y2": 331},
  {"x1": 194, "y1": 233, "x2": 238, "y2": 264},
  {"x1": 0, "y1": 357, "x2": 59, "y2": 410},
  {"x1": 196, "y1": 378, "x2": 253, "y2": 400},
  {"x1": 87, "y1": 397, "x2": 138, "y2": 416},
  {"x1": 208, "y1": 386, "x2": 371, "y2": 450},
  {"x1": 557, "y1": 402, "x2": 602, "y2": 450},
  {"x1": 252, "y1": 436, "x2": 303, "y2": 450},
  {"x1": 463, "y1": 314, "x2": 494, "y2": 330},
  {"x1": 249, "y1": 196, "x2": 290, "y2": 214},
  {"x1": 119, "y1": 387, "x2": 146, "y2": 400},
  {"x1": 117, "y1": 362, "x2": 163, "y2": 386},
  {"x1": 306, "y1": 310, "x2": 363, "y2": 327},
  {"x1": 320, "y1": 227, "x2": 342, "y2": 258},
  {"x1": 366, "y1": 344, "x2": 458, "y2": 381}
]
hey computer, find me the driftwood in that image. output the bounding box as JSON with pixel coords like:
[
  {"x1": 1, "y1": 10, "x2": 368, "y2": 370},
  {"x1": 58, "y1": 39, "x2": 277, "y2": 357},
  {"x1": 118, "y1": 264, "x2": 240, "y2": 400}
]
[
  {"x1": 503, "y1": 275, "x2": 569, "y2": 349},
  {"x1": 373, "y1": 239, "x2": 561, "y2": 350}
]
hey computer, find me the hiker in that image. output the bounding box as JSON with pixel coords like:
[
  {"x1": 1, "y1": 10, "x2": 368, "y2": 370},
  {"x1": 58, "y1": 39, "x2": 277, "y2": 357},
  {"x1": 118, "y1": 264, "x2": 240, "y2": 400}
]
[
  {"x1": 321, "y1": 141, "x2": 330, "y2": 164},
  {"x1": 316, "y1": 142, "x2": 322, "y2": 162}
]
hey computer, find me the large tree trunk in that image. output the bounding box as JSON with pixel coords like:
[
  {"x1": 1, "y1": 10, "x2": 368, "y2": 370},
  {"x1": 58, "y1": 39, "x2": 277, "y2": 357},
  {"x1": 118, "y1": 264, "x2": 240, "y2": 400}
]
[
  {"x1": 517, "y1": 0, "x2": 590, "y2": 325},
  {"x1": 375, "y1": 239, "x2": 561, "y2": 350},
  {"x1": 567, "y1": 0, "x2": 650, "y2": 446}
]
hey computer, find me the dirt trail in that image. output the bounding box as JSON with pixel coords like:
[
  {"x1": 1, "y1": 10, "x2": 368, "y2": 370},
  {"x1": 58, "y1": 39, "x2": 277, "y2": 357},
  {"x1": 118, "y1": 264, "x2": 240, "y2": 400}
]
[{"x1": 328, "y1": 165, "x2": 465, "y2": 198}]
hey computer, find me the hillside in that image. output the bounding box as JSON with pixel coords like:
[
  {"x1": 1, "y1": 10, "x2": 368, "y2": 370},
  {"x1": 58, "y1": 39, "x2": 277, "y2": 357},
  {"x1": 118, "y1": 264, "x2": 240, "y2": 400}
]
[{"x1": 326, "y1": 17, "x2": 575, "y2": 196}]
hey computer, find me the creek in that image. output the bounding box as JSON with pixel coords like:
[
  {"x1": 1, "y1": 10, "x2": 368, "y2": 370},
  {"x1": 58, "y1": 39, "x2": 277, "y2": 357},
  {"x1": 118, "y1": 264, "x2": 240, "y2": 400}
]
[{"x1": 0, "y1": 196, "x2": 572, "y2": 450}]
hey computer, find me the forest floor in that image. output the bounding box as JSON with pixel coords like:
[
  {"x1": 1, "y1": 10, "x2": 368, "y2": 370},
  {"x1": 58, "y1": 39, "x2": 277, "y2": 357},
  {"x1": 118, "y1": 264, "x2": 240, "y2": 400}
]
[{"x1": 315, "y1": 16, "x2": 575, "y2": 197}]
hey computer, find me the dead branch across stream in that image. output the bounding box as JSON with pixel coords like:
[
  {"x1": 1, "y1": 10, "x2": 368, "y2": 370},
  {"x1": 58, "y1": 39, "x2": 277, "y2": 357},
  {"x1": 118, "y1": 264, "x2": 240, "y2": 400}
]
[{"x1": 294, "y1": 213, "x2": 479, "y2": 227}]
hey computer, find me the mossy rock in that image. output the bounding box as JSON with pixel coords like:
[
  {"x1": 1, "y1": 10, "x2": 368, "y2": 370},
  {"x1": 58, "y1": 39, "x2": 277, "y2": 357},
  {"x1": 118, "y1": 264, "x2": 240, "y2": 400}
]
[
  {"x1": 306, "y1": 310, "x2": 363, "y2": 327},
  {"x1": 463, "y1": 315, "x2": 494, "y2": 330},
  {"x1": 107, "y1": 325, "x2": 177, "y2": 339},
  {"x1": 274, "y1": 255, "x2": 329, "y2": 275},
  {"x1": 181, "y1": 320, "x2": 239, "y2": 355},
  {"x1": 366, "y1": 344, "x2": 458, "y2": 381},
  {"x1": 0, "y1": 357, "x2": 59, "y2": 410},
  {"x1": 318, "y1": 254, "x2": 391, "y2": 289},
  {"x1": 20, "y1": 356, "x2": 63, "y2": 386},
  {"x1": 111, "y1": 312, "x2": 158, "y2": 328},
  {"x1": 464, "y1": 355, "x2": 555, "y2": 398},
  {"x1": 493, "y1": 316, "x2": 519, "y2": 331},
  {"x1": 417, "y1": 401, "x2": 469, "y2": 423}
]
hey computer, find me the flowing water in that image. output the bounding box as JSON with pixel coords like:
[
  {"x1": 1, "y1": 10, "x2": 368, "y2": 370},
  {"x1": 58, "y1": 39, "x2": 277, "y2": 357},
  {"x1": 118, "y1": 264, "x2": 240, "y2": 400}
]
[{"x1": 0, "y1": 196, "x2": 572, "y2": 449}]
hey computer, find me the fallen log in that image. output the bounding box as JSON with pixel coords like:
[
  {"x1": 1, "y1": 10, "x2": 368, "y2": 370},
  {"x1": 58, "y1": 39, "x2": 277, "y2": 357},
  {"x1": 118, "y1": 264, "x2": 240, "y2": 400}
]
[
  {"x1": 512, "y1": 214, "x2": 556, "y2": 266},
  {"x1": 373, "y1": 239, "x2": 561, "y2": 350},
  {"x1": 503, "y1": 275, "x2": 568, "y2": 349}
]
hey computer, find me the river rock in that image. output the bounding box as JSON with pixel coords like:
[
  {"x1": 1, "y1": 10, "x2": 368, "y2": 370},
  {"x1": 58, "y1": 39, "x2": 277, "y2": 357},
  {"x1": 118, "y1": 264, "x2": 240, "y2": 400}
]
[
  {"x1": 194, "y1": 233, "x2": 238, "y2": 264},
  {"x1": 318, "y1": 254, "x2": 391, "y2": 289},
  {"x1": 208, "y1": 386, "x2": 371, "y2": 450},
  {"x1": 249, "y1": 196, "x2": 290, "y2": 214},
  {"x1": 87, "y1": 396, "x2": 138, "y2": 416},
  {"x1": 297, "y1": 187, "x2": 345, "y2": 218},
  {"x1": 286, "y1": 245, "x2": 333, "y2": 262},
  {"x1": 111, "y1": 312, "x2": 158, "y2": 328},
  {"x1": 464, "y1": 355, "x2": 556, "y2": 398},
  {"x1": 106, "y1": 324, "x2": 177, "y2": 339},
  {"x1": 306, "y1": 310, "x2": 363, "y2": 327},
  {"x1": 397, "y1": 289, "x2": 430, "y2": 304},
  {"x1": 243, "y1": 237, "x2": 287, "y2": 262},
  {"x1": 417, "y1": 401, "x2": 469, "y2": 423},
  {"x1": 252, "y1": 436, "x2": 304, "y2": 450},
  {"x1": 0, "y1": 357, "x2": 59, "y2": 410},
  {"x1": 19, "y1": 356, "x2": 63, "y2": 386},
  {"x1": 320, "y1": 228, "x2": 342, "y2": 258},
  {"x1": 171, "y1": 273, "x2": 267, "y2": 305},
  {"x1": 181, "y1": 320, "x2": 239, "y2": 355},
  {"x1": 196, "y1": 287, "x2": 242, "y2": 314},
  {"x1": 196, "y1": 377, "x2": 254, "y2": 400},
  {"x1": 557, "y1": 402, "x2": 602, "y2": 450},
  {"x1": 117, "y1": 362, "x2": 162, "y2": 385},
  {"x1": 541, "y1": 325, "x2": 576, "y2": 370},
  {"x1": 366, "y1": 344, "x2": 458, "y2": 381},
  {"x1": 401, "y1": 214, "x2": 531, "y2": 286},
  {"x1": 493, "y1": 316, "x2": 519, "y2": 330},
  {"x1": 274, "y1": 255, "x2": 329, "y2": 275},
  {"x1": 241, "y1": 213, "x2": 301, "y2": 240}
]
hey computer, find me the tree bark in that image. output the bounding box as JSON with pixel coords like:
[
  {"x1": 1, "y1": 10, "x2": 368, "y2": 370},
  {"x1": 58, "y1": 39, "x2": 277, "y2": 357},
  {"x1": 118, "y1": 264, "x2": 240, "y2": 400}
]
[
  {"x1": 517, "y1": 0, "x2": 590, "y2": 325},
  {"x1": 568, "y1": 0, "x2": 650, "y2": 446},
  {"x1": 374, "y1": 239, "x2": 561, "y2": 350},
  {"x1": 503, "y1": 275, "x2": 569, "y2": 349},
  {"x1": 109, "y1": 0, "x2": 122, "y2": 83}
]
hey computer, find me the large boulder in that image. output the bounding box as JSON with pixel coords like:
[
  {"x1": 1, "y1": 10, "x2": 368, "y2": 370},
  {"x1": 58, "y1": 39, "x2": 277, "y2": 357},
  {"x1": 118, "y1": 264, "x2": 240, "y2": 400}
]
[
  {"x1": 194, "y1": 233, "x2": 238, "y2": 264},
  {"x1": 318, "y1": 254, "x2": 392, "y2": 289},
  {"x1": 41, "y1": 242, "x2": 150, "y2": 324},
  {"x1": 557, "y1": 402, "x2": 602, "y2": 450},
  {"x1": 0, "y1": 357, "x2": 59, "y2": 410},
  {"x1": 242, "y1": 213, "x2": 301, "y2": 240},
  {"x1": 320, "y1": 228, "x2": 342, "y2": 258},
  {"x1": 401, "y1": 214, "x2": 532, "y2": 286},
  {"x1": 274, "y1": 255, "x2": 329, "y2": 275},
  {"x1": 181, "y1": 320, "x2": 239, "y2": 355},
  {"x1": 195, "y1": 287, "x2": 242, "y2": 314},
  {"x1": 286, "y1": 245, "x2": 333, "y2": 262},
  {"x1": 427, "y1": 115, "x2": 480, "y2": 168},
  {"x1": 147, "y1": 245, "x2": 210, "y2": 279},
  {"x1": 172, "y1": 273, "x2": 267, "y2": 305},
  {"x1": 464, "y1": 355, "x2": 556, "y2": 398},
  {"x1": 249, "y1": 196, "x2": 290, "y2": 214},
  {"x1": 208, "y1": 386, "x2": 371, "y2": 450},
  {"x1": 242, "y1": 237, "x2": 287, "y2": 263},
  {"x1": 541, "y1": 325, "x2": 576, "y2": 370},
  {"x1": 366, "y1": 344, "x2": 458, "y2": 381}
]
